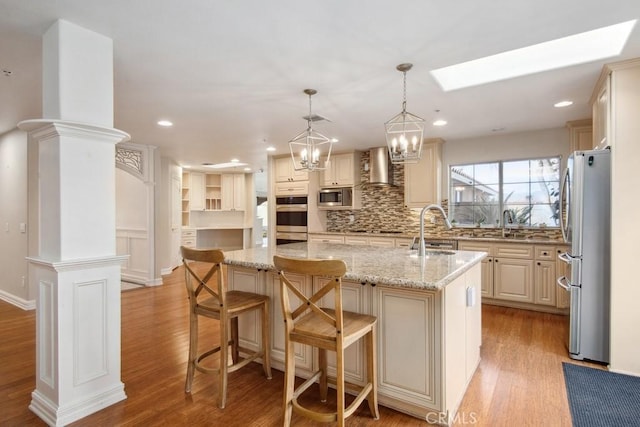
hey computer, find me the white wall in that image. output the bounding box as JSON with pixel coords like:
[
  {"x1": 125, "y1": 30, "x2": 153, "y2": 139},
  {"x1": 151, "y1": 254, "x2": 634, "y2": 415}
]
[
  {"x1": 442, "y1": 127, "x2": 570, "y2": 197},
  {"x1": 0, "y1": 129, "x2": 30, "y2": 307},
  {"x1": 609, "y1": 66, "x2": 640, "y2": 376}
]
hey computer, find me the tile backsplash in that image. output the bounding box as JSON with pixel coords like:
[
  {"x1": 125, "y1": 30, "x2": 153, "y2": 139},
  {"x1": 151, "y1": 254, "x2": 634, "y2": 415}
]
[{"x1": 326, "y1": 150, "x2": 563, "y2": 241}]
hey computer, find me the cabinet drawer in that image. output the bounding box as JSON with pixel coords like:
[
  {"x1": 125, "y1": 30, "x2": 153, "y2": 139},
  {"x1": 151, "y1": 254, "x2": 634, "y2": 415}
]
[
  {"x1": 182, "y1": 229, "x2": 196, "y2": 238},
  {"x1": 181, "y1": 238, "x2": 196, "y2": 248},
  {"x1": 458, "y1": 241, "x2": 493, "y2": 256},
  {"x1": 395, "y1": 238, "x2": 413, "y2": 249},
  {"x1": 344, "y1": 236, "x2": 369, "y2": 245},
  {"x1": 534, "y1": 246, "x2": 555, "y2": 260},
  {"x1": 369, "y1": 237, "x2": 395, "y2": 247},
  {"x1": 494, "y1": 244, "x2": 533, "y2": 259},
  {"x1": 275, "y1": 181, "x2": 309, "y2": 196}
]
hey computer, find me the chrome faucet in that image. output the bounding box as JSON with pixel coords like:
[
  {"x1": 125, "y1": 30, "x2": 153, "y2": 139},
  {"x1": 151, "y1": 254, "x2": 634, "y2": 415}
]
[
  {"x1": 418, "y1": 204, "x2": 453, "y2": 256},
  {"x1": 502, "y1": 209, "x2": 515, "y2": 238}
]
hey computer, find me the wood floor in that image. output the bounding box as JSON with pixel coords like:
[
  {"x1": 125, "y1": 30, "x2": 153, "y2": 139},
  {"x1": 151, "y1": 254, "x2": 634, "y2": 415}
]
[{"x1": 0, "y1": 265, "x2": 603, "y2": 426}]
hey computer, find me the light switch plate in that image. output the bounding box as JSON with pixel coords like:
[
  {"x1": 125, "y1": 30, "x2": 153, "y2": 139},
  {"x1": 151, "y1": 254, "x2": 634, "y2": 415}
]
[{"x1": 19, "y1": 223, "x2": 26, "y2": 233}]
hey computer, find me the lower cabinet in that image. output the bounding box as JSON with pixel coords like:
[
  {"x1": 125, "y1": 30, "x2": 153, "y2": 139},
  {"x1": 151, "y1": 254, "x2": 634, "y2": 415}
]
[
  {"x1": 458, "y1": 241, "x2": 567, "y2": 312},
  {"x1": 493, "y1": 258, "x2": 534, "y2": 303},
  {"x1": 226, "y1": 263, "x2": 482, "y2": 422}
]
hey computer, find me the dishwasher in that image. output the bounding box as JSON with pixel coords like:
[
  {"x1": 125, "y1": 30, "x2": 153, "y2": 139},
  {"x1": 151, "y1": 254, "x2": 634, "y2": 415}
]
[{"x1": 410, "y1": 237, "x2": 458, "y2": 251}]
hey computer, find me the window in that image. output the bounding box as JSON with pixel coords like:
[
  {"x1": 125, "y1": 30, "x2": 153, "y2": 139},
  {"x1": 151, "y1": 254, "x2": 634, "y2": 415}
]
[{"x1": 449, "y1": 157, "x2": 561, "y2": 227}]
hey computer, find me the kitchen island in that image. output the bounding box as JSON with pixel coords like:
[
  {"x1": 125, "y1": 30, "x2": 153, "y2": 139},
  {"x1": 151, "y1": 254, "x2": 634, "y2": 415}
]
[{"x1": 223, "y1": 242, "x2": 485, "y2": 424}]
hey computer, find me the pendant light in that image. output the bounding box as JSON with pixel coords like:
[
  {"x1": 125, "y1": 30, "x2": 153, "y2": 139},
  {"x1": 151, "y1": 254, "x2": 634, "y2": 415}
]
[
  {"x1": 288, "y1": 89, "x2": 333, "y2": 171},
  {"x1": 384, "y1": 63, "x2": 425, "y2": 164}
]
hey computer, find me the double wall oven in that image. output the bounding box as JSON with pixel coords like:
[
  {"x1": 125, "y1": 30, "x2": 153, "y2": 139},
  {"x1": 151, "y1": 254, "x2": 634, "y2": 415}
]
[{"x1": 275, "y1": 195, "x2": 308, "y2": 245}]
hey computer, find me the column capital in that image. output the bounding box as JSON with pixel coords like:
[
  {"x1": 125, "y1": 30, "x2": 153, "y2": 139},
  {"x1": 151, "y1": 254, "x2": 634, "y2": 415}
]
[{"x1": 18, "y1": 119, "x2": 130, "y2": 144}]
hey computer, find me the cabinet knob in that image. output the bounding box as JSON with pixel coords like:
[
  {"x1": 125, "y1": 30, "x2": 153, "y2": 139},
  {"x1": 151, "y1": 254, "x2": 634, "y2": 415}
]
[
  {"x1": 543, "y1": 252, "x2": 548, "y2": 256},
  {"x1": 537, "y1": 262, "x2": 541, "y2": 266},
  {"x1": 495, "y1": 259, "x2": 498, "y2": 263}
]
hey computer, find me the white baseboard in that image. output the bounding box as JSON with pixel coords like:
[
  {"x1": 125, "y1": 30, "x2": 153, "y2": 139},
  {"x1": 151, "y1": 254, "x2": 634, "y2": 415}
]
[{"x1": 0, "y1": 289, "x2": 35, "y2": 310}]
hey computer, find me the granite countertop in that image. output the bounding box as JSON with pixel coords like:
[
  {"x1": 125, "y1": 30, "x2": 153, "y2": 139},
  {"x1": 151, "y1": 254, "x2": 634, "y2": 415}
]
[
  {"x1": 309, "y1": 230, "x2": 566, "y2": 245},
  {"x1": 223, "y1": 242, "x2": 486, "y2": 291}
]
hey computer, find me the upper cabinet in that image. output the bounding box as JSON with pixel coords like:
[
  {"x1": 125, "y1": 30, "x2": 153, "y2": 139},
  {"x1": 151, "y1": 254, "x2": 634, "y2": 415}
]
[
  {"x1": 190, "y1": 172, "x2": 206, "y2": 211},
  {"x1": 320, "y1": 151, "x2": 361, "y2": 188},
  {"x1": 182, "y1": 172, "x2": 246, "y2": 214},
  {"x1": 566, "y1": 119, "x2": 593, "y2": 152},
  {"x1": 221, "y1": 173, "x2": 246, "y2": 211},
  {"x1": 591, "y1": 58, "x2": 640, "y2": 150},
  {"x1": 404, "y1": 138, "x2": 444, "y2": 208},
  {"x1": 274, "y1": 156, "x2": 309, "y2": 182}
]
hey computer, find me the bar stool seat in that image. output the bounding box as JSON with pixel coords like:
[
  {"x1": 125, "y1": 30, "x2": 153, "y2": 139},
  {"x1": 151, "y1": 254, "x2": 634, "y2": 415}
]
[
  {"x1": 181, "y1": 246, "x2": 271, "y2": 409},
  {"x1": 274, "y1": 255, "x2": 379, "y2": 426}
]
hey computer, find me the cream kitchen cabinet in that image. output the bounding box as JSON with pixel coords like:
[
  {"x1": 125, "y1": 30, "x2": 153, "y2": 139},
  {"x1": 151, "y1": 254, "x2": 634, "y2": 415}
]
[
  {"x1": 320, "y1": 151, "x2": 361, "y2": 187},
  {"x1": 307, "y1": 233, "x2": 344, "y2": 244},
  {"x1": 534, "y1": 246, "x2": 556, "y2": 306},
  {"x1": 591, "y1": 58, "x2": 640, "y2": 150},
  {"x1": 274, "y1": 155, "x2": 309, "y2": 183},
  {"x1": 274, "y1": 181, "x2": 309, "y2": 196},
  {"x1": 181, "y1": 229, "x2": 196, "y2": 248},
  {"x1": 567, "y1": 119, "x2": 594, "y2": 152},
  {"x1": 458, "y1": 240, "x2": 566, "y2": 312},
  {"x1": 344, "y1": 236, "x2": 369, "y2": 245},
  {"x1": 404, "y1": 138, "x2": 443, "y2": 208},
  {"x1": 189, "y1": 172, "x2": 205, "y2": 211},
  {"x1": 221, "y1": 173, "x2": 245, "y2": 211},
  {"x1": 458, "y1": 241, "x2": 494, "y2": 297}
]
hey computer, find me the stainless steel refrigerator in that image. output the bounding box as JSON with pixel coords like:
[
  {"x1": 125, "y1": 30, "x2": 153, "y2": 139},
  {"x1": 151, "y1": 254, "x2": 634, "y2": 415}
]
[{"x1": 557, "y1": 148, "x2": 610, "y2": 364}]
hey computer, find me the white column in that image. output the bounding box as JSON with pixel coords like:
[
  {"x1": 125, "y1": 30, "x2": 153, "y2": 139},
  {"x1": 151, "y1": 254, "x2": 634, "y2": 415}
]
[{"x1": 18, "y1": 20, "x2": 129, "y2": 426}]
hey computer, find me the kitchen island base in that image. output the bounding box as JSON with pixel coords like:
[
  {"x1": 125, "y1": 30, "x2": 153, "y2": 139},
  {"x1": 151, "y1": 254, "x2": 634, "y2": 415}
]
[{"x1": 225, "y1": 262, "x2": 481, "y2": 425}]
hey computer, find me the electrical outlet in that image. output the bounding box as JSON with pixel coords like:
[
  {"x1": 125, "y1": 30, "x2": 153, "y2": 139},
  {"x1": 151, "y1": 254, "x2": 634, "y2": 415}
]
[
  {"x1": 4, "y1": 222, "x2": 8, "y2": 232},
  {"x1": 348, "y1": 215, "x2": 355, "y2": 223},
  {"x1": 21, "y1": 276, "x2": 25, "y2": 288}
]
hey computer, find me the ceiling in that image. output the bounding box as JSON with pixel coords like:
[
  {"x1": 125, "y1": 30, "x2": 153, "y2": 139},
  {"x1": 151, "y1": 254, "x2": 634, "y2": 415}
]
[{"x1": 2, "y1": 0, "x2": 640, "y2": 193}]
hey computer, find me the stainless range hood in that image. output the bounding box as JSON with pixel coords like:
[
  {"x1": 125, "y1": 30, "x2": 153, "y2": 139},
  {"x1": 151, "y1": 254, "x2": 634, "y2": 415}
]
[{"x1": 367, "y1": 147, "x2": 393, "y2": 186}]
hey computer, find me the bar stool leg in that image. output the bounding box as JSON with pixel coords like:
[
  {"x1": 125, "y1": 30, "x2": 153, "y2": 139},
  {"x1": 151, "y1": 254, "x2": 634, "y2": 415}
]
[
  {"x1": 218, "y1": 311, "x2": 229, "y2": 409},
  {"x1": 230, "y1": 317, "x2": 239, "y2": 364},
  {"x1": 185, "y1": 308, "x2": 198, "y2": 393},
  {"x1": 318, "y1": 348, "x2": 328, "y2": 402},
  {"x1": 366, "y1": 328, "x2": 380, "y2": 419},
  {"x1": 262, "y1": 302, "x2": 272, "y2": 379},
  {"x1": 283, "y1": 338, "x2": 295, "y2": 426},
  {"x1": 336, "y1": 345, "x2": 346, "y2": 427}
]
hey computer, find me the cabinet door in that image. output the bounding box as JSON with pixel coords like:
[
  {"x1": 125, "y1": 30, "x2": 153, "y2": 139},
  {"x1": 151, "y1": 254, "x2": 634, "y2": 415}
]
[
  {"x1": 190, "y1": 172, "x2": 205, "y2": 211},
  {"x1": 481, "y1": 257, "x2": 494, "y2": 297},
  {"x1": 221, "y1": 174, "x2": 246, "y2": 211},
  {"x1": 221, "y1": 174, "x2": 235, "y2": 210},
  {"x1": 227, "y1": 267, "x2": 265, "y2": 353},
  {"x1": 373, "y1": 286, "x2": 439, "y2": 407},
  {"x1": 275, "y1": 156, "x2": 308, "y2": 182},
  {"x1": 493, "y1": 258, "x2": 534, "y2": 303},
  {"x1": 321, "y1": 153, "x2": 356, "y2": 187},
  {"x1": 404, "y1": 140, "x2": 442, "y2": 208},
  {"x1": 315, "y1": 278, "x2": 371, "y2": 385},
  {"x1": 592, "y1": 75, "x2": 610, "y2": 149},
  {"x1": 534, "y1": 260, "x2": 556, "y2": 306},
  {"x1": 267, "y1": 272, "x2": 314, "y2": 373}
]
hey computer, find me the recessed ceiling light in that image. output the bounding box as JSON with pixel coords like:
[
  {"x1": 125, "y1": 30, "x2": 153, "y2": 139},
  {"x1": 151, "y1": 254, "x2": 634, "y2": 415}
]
[
  {"x1": 182, "y1": 165, "x2": 191, "y2": 169},
  {"x1": 230, "y1": 158, "x2": 239, "y2": 163},
  {"x1": 244, "y1": 167, "x2": 251, "y2": 171},
  {"x1": 330, "y1": 138, "x2": 339, "y2": 143},
  {"x1": 266, "y1": 146, "x2": 276, "y2": 152},
  {"x1": 157, "y1": 120, "x2": 173, "y2": 127},
  {"x1": 433, "y1": 120, "x2": 448, "y2": 126},
  {"x1": 431, "y1": 19, "x2": 637, "y2": 91},
  {"x1": 554, "y1": 100, "x2": 573, "y2": 108}
]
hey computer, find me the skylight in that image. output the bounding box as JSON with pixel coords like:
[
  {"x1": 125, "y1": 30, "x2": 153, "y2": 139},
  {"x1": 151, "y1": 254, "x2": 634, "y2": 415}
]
[{"x1": 430, "y1": 20, "x2": 637, "y2": 91}]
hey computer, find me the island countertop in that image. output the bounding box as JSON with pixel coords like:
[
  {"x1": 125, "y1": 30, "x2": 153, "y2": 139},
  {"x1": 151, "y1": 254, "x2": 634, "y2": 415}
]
[{"x1": 223, "y1": 242, "x2": 486, "y2": 290}]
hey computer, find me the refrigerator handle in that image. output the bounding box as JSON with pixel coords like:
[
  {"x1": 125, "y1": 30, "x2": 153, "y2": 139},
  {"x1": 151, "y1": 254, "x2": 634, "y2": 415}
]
[
  {"x1": 556, "y1": 276, "x2": 570, "y2": 291},
  {"x1": 559, "y1": 167, "x2": 570, "y2": 243},
  {"x1": 558, "y1": 251, "x2": 572, "y2": 265}
]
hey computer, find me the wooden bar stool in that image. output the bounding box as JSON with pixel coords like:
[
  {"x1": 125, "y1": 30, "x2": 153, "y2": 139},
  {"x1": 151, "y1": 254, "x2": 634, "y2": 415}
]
[
  {"x1": 181, "y1": 246, "x2": 271, "y2": 408},
  {"x1": 273, "y1": 255, "x2": 379, "y2": 426}
]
